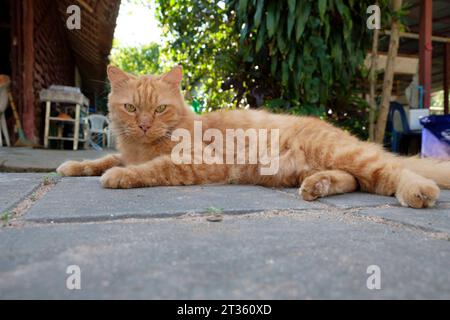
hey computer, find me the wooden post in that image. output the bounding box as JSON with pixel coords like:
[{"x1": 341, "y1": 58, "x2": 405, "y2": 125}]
[
  {"x1": 44, "y1": 101, "x2": 51, "y2": 148},
  {"x1": 383, "y1": 30, "x2": 450, "y2": 43},
  {"x1": 73, "y1": 104, "x2": 81, "y2": 150},
  {"x1": 419, "y1": 0, "x2": 433, "y2": 109},
  {"x1": 374, "y1": 0, "x2": 403, "y2": 143},
  {"x1": 22, "y1": 0, "x2": 35, "y2": 141},
  {"x1": 368, "y1": 26, "x2": 380, "y2": 141},
  {"x1": 10, "y1": 0, "x2": 23, "y2": 130},
  {"x1": 444, "y1": 43, "x2": 449, "y2": 115}
]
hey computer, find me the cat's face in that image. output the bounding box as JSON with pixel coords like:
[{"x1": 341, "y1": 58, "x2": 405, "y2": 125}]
[{"x1": 107, "y1": 66, "x2": 185, "y2": 143}]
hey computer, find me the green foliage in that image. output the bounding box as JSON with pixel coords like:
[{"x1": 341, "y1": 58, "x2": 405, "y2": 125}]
[
  {"x1": 206, "y1": 206, "x2": 224, "y2": 214},
  {"x1": 42, "y1": 172, "x2": 59, "y2": 185},
  {"x1": 227, "y1": 0, "x2": 391, "y2": 138},
  {"x1": 1, "y1": 211, "x2": 12, "y2": 226},
  {"x1": 155, "y1": 0, "x2": 237, "y2": 110},
  {"x1": 140, "y1": 0, "x2": 393, "y2": 138},
  {"x1": 110, "y1": 43, "x2": 161, "y2": 75},
  {"x1": 430, "y1": 90, "x2": 445, "y2": 112}
]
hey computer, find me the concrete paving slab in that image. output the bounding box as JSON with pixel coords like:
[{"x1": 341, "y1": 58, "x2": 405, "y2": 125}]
[
  {"x1": 439, "y1": 190, "x2": 450, "y2": 202},
  {"x1": 0, "y1": 147, "x2": 112, "y2": 172},
  {"x1": 281, "y1": 189, "x2": 399, "y2": 209},
  {"x1": 0, "y1": 173, "x2": 43, "y2": 213},
  {"x1": 358, "y1": 203, "x2": 450, "y2": 234},
  {"x1": 25, "y1": 178, "x2": 322, "y2": 222},
  {"x1": 317, "y1": 193, "x2": 400, "y2": 209},
  {"x1": 281, "y1": 189, "x2": 450, "y2": 209},
  {"x1": 1, "y1": 214, "x2": 450, "y2": 299}
]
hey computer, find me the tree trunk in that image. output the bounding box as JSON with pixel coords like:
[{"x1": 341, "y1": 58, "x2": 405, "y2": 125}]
[
  {"x1": 374, "y1": 0, "x2": 403, "y2": 143},
  {"x1": 368, "y1": 27, "x2": 379, "y2": 141}
]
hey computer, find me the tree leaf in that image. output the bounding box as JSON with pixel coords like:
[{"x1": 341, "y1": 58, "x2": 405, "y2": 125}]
[
  {"x1": 318, "y1": 0, "x2": 326, "y2": 22},
  {"x1": 323, "y1": 17, "x2": 330, "y2": 40},
  {"x1": 239, "y1": 0, "x2": 248, "y2": 17},
  {"x1": 255, "y1": 20, "x2": 266, "y2": 52},
  {"x1": 287, "y1": 13, "x2": 295, "y2": 39},
  {"x1": 271, "y1": 54, "x2": 278, "y2": 75},
  {"x1": 266, "y1": 2, "x2": 277, "y2": 38},
  {"x1": 254, "y1": 0, "x2": 264, "y2": 28},
  {"x1": 276, "y1": 25, "x2": 287, "y2": 53},
  {"x1": 335, "y1": 0, "x2": 345, "y2": 16},
  {"x1": 282, "y1": 60, "x2": 289, "y2": 85},
  {"x1": 240, "y1": 21, "x2": 249, "y2": 43},
  {"x1": 295, "y1": 1, "x2": 311, "y2": 42},
  {"x1": 288, "y1": 0, "x2": 296, "y2": 14},
  {"x1": 288, "y1": 47, "x2": 296, "y2": 69}
]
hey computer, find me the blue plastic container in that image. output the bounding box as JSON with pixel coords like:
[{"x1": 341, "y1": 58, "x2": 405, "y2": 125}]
[{"x1": 420, "y1": 115, "x2": 450, "y2": 159}]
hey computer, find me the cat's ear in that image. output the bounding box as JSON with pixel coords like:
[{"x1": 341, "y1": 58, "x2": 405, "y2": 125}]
[
  {"x1": 162, "y1": 65, "x2": 182, "y2": 86},
  {"x1": 107, "y1": 65, "x2": 130, "y2": 89}
]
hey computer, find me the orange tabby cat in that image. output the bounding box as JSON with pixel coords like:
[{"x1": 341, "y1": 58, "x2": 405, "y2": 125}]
[{"x1": 57, "y1": 65, "x2": 450, "y2": 208}]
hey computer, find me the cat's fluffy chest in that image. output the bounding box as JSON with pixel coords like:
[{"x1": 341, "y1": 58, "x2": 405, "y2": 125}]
[{"x1": 118, "y1": 138, "x2": 174, "y2": 165}]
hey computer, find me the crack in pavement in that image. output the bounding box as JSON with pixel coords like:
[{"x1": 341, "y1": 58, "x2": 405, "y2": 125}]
[{"x1": 3, "y1": 174, "x2": 60, "y2": 228}]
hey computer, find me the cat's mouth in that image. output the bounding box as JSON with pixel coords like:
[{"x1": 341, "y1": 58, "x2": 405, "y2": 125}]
[
  {"x1": 113, "y1": 123, "x2": 175, "y2": 144},
  {"x1": 150, "y1": 127, "x2": 175, "y2": 144}
]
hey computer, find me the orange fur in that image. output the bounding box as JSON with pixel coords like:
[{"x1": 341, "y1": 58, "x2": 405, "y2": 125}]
[{"x1": 57, "y1": 66, "x2": 450, "y2": 208}]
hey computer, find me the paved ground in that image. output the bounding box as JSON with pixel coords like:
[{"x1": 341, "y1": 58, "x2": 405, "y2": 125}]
[
  {"x1": 0, "y1": 147, "x2": 112, "y2": 172},
  {"x1": 1, "y1": 172, "x2": 450, "y2": 299}
]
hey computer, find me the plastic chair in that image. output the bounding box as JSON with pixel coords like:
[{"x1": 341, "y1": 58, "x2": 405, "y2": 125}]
[
  {"x1": 87, "y1": 114, "x2": 111, "y2": 149},
  {"x1": 0, "y1": 75, "x2": 11, "y2": 147},
  {"x1": 386, "y1": 102, "x2": 421, "y2": 153}
]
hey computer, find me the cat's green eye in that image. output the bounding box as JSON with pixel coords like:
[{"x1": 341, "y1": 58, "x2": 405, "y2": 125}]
[
  {"x1": 124, "y1": 104, "x2": 136, "y2": 113},
  {"x1": 155, "y1": 104, "x2": 167, "y2": 113}
]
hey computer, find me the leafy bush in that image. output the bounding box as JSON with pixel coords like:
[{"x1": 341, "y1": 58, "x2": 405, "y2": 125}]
[
  {"x1": 156, "y1": 1, "x2": 390, "y2": 138},
  {"x1": 227, "y1": 0, "x2": 389, "y2": 138}
]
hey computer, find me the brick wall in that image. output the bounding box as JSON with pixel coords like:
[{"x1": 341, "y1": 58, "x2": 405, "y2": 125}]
[{"x1": 33, "y1": 0, "x2": 74, "y2": 142}]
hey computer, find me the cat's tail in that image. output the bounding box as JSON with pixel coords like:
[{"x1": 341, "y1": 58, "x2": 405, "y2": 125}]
[{"x1": 403, "y1": 156, "x2": 450, "y2": 189}]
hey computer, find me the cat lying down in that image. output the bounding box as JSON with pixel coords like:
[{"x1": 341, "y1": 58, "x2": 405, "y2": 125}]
[{"x1": 57, "y1": 66, "x2": 450, "y2": 209}]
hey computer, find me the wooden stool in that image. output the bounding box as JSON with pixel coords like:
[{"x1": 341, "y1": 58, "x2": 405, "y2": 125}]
[{"x1": 40, "y1": 86, "x2": 89, "y2": 150}]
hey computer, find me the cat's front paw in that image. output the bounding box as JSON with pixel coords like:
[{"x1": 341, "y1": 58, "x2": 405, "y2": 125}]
[
  {"x1": 101, "y1": 167, "x2": 141, "y2": 189},
  {"x1": 57, "y1": 161, "x2": 91, "y2": 176},
  {"x1": 299, "y1": 175, "x2": 331, "y2": 201}
]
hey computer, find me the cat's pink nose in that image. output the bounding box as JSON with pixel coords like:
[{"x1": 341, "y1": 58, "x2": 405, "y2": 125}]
[{"x1": 139, "y1": 124, "x2": 150, "y2": 133}]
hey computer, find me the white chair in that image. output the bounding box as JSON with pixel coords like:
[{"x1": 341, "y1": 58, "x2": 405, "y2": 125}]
[
  {"x1": 0, "y1": 75, "x2": 11, "y2": 147},
  {"x1": 88, "y1": 114, "x2": 111, "y2": 149}
]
